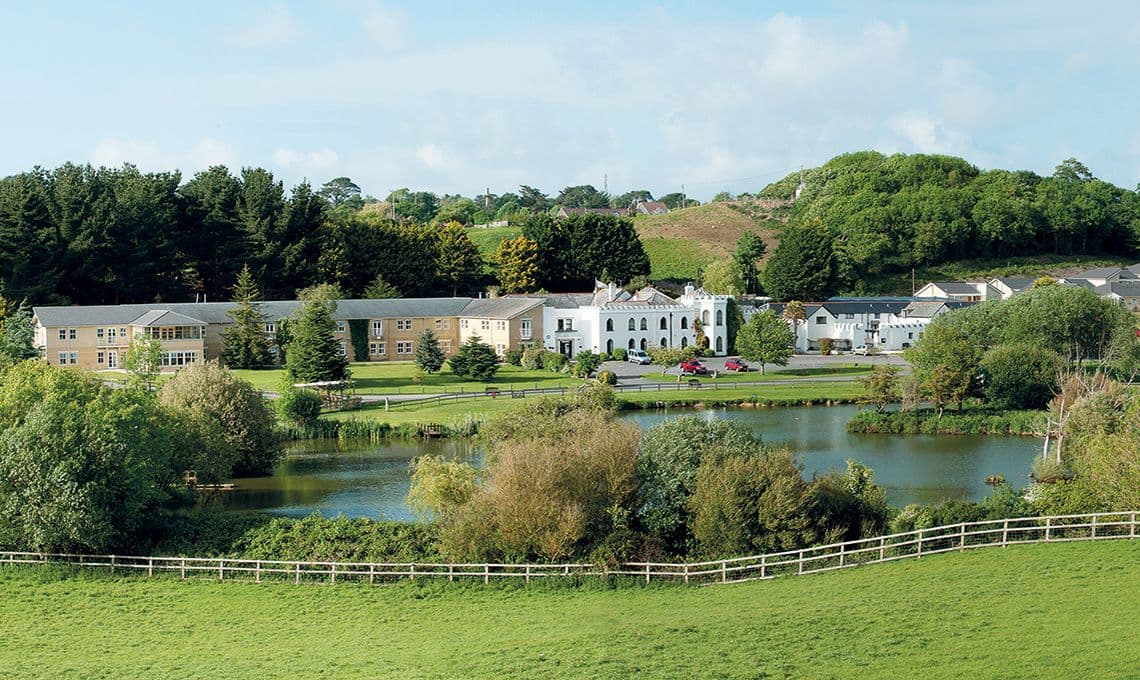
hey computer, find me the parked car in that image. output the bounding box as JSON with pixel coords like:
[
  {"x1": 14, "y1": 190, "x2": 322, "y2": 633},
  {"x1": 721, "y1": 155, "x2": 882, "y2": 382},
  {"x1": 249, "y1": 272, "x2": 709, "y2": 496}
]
[
  {"x1": 679, "y1": 359, "x2": 708, "y2": 375},
  {"x1": 627, "y1": 349, "x2": 652, "y2": 365},
  {"x1": 724, "y1": 358, "x2": 749, "y2": 372},
  {"x1": 852, "y1": 345, "x2": 869, "y2": 356}
]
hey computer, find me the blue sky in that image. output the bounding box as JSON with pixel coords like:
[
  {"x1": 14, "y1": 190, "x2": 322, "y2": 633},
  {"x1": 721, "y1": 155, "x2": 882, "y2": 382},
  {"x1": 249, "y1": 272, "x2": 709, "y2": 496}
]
[{"x1": 2, "y1": 1, "x2": 1138, "y2": 200}]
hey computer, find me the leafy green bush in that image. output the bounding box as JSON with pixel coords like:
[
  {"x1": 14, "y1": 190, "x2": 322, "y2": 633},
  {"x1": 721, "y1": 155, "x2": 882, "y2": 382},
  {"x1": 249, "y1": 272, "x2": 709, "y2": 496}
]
[
  {"x1": 572, "y1": 350, "x2": 601, "y2": 378},
  {"x1": 610, "y1": 347, "x2": 628, "y2": 362},
  {"x1": 979, "y1": 344, "x2": 1064, "y2": 410},
  {"x1": 521, "y1": 347, "x2": 547, "y2": 370},
  {"x1": 233, "y1": 514, "x2": 441, "y2": 562},
  {"x1": 596, "y1": 370, "x2": 617, "y2": 386},
  {"x1": 277, "y1": 385, "x2": 322, "y2": 426},
  {"x1": 846, "y1": 409, "x2": 1044, "y2": 435},
  {"x1": 504, "y1": 348, "x2": 524, "y2": 366},
  {"x1": 541, "y1": 351, "x2": 568, "y2": 372}
]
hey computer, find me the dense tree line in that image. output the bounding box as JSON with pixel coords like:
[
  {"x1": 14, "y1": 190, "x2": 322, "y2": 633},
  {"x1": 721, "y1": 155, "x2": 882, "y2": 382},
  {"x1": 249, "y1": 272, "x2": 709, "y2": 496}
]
[
  {"x1": 760, "y1": 152, "x2": 1140, "y2": 299},
  {"x1": 521, "y1": 212, "x2": 650, "y2": 290}
]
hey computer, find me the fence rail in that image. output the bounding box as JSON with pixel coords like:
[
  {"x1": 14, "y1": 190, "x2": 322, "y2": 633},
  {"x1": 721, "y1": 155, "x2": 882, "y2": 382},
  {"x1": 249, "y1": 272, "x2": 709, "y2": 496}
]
[{"x1": 2, "y1": 512, "x2": 1135, "y2": 587}]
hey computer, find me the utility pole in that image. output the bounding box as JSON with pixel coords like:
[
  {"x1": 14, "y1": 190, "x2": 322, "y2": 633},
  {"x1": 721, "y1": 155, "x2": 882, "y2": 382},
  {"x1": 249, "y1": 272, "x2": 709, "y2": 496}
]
[
  {"x1": 484, "y1": 187, "x2": 490, "y2": 209},
  {"x1": 603, "y1": 173, "x2": 608, "y2": 195},
  {"x1": 681, "y1": 183, "x2": 686, "y2": 209}
]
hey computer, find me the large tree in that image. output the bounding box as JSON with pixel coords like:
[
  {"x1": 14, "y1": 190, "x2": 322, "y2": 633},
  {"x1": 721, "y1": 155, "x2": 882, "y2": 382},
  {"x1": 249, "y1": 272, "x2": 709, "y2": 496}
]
[
  {"x1": 761, "y1": 219, "x2": 834, "y2": 301},
  {"x1": 0, "y1": 300, "x2": 36, "y2": 361},
  {"x1": 318, "y1": 177, "x2": 362, "y2": 208},
  {"x1": 285, "y1": 285, "x2": 349, "y2": 383},
  {"x1": 179, "y1": 165, "x2": 245, "y2": 299},
  {"x1": 414, "y1": 328, "x2": 446, "y2": 374},
  {"x1": 496, "y1": 235, "x2": 540, "y2": 293},
  {"x1": 434, "y1": 221, "x2": 483, "y2": 296},
  {"x1": 221, "y1": 265, "x2": 273, "y2": 369},
  {"x1": 734, "y1": 230, "x2": 767, "y2": 294},
  {"x1": 734, "y1": 310, "x2": 794, "y2": 374}
]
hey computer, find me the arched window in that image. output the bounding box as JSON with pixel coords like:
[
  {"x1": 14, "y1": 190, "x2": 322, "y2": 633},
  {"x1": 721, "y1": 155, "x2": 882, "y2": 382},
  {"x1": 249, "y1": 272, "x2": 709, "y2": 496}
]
[
  {"x1": 681, "y1": 336, "x2": 688, "y2": 348},
  {"x1": 660, "y1": 338, "x2": 667, "y2": 348},
  {"x1": 716, "y1": 310, "x2": 724, "y2": 326},
  {"x1": 606, "y1": 318, "x2": 614, "y2": 332},
  {"x1": 659, "y1": 317, "x2": 667, "y2": 330},
  {"x1": 606, "y1": 339, "x2": 614, "y2": 354},
  {"x1": 628, "y1": 318, "x2": 636, "y2": 331},
  {"x1": 640, "y1": 317, "x2": 648, "y2": 331},
  {"x1": 628, "y1": 338, "x2": 635, "y2": 350},
  {"x1": 680, "y1": 317, "x2": 689, "y2": 330},
  {"x1": 702, "y1": 310, "x2": 710, "y2": 325},
  {"x1": 640, "y1": 338, "x2": 648, "y2": 351},
  {"x1": 715, "y1": 336, "x2": 723, "y2": 353}
]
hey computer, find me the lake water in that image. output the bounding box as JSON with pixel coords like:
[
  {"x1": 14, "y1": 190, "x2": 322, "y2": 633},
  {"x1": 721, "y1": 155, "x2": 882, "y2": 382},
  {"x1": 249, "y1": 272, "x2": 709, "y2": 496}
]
[{"x1": 213, "y1": 405, "x2": 1040, "y2": 520}]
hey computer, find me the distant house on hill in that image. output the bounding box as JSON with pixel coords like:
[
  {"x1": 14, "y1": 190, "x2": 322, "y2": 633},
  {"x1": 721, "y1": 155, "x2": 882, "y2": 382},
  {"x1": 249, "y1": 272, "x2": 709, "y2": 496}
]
[
  {"x1": 555, "y1": 206, "x2": 632, "y2": 218},
  {"x1": 913, "y1": 281, "x2": 995, "y2": 302},
  {"x1": 635, "y1": 200, "x2": 670, "y2": 215},
  {"x1": 988, "y1": 276, "x2": 1035, "y2": 300}
]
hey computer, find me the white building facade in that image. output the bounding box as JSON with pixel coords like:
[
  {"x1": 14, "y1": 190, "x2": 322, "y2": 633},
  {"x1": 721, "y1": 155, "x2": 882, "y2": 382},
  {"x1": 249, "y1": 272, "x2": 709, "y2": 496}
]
[
  {"x1": 764, "y1": 299, "x2": 973, "y2": 353},
  {"x1": 536, "y1": 283, "x2": 732, "y2": 357}
]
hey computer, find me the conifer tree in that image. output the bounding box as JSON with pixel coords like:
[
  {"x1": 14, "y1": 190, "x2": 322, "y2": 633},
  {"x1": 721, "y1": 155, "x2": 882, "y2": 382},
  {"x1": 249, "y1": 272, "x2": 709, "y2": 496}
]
[
  {"x1": 363, "y1": 274, "x2": 402, "y2": 299},
  {"x1": 221, "y1": 265, "x2": 273, "y2": 369},
  {"x1": 285, "y1": 284, "x2": 349, "y2": 383},
  {"x1": 0, "y1": 299, "x2": 37, "y2": 361},
  {"x1": 414, "y1": 328, "x2": 446, "y2": 374}
]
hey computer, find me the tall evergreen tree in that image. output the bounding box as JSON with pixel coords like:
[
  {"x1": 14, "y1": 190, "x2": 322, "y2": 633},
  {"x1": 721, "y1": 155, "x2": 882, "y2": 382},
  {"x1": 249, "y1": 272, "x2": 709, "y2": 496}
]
[
  {"x1": 414, "y1": 328, "x2": 446, "y2": 374},
  {"x1": 221, "y1": 265, "x2": 273, "y2": 369},
  {"x1": 179, "y1": 165, "x2": 245, "y2": 299},
  {"x1": 363, "y1": 274, "x2": 401, "y2": 299},
  {"x1": 734, "y1": 230, "x2": 767, "y2": 294},
  {"x1": 285, "y1": 284, "x2": 349, "y2": 383},
  {"x1": 761, "y1": 219, "x2": 834, "y2": 301},
  {"x1": 434, "y1": 221, "x2": 483, "y2": 296},
  {"x1": 0, "y1": 300, "x2": 37, "y2": 360}
]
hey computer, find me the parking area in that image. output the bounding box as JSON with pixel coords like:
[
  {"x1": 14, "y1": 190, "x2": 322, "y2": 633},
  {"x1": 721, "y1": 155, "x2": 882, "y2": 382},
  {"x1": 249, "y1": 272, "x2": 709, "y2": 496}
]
[{"x1": 605, "y1": 352, "x2": 906, "y2": 380}]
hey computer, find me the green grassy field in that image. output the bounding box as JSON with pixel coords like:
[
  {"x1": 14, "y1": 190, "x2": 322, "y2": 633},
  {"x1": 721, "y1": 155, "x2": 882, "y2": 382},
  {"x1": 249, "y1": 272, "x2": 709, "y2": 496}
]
[
  {"x1": 639, "y1": 365, "x2": 872, "y2": 383},
  {"x1": 326, "y1": 380, "x2": 865, "y2": 426},
  {"x1": 232, "y1": 362, "x2": 579, "y2": 395},
  {"x1": 1, "y1": 541, "x2": 1136, "y2": 678},
  {"x1": 641, "y1": 235, "x2": 717, "y2": 279},
  {"x1": 466, "y1": 225, "x2": 522, "y2": 258}
]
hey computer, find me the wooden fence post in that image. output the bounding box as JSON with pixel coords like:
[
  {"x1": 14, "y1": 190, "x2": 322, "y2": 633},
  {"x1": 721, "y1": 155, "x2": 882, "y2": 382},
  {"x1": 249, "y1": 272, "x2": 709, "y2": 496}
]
[
  {"x1": 256, "y1": 561, "x2": 261, "y2": 583},
  {"x1": 410, "y1": 563, "x2": 416, "y2": 581},
  {"x1": 483, "y1": 564, "x2": 490, "y2": 584},
  {"x1": 839, "y1": 544, "x2": 846, "y2": 568},
  {"x1": 148, "y1": 558, "x2": 153, "y2": 578},
  {"x1": 180, "y1": 558, "x2": 186, "y2": 580},
  {"x1": 645, "y1": 563, "x2": 650, "y2": 583},
  {"x1": 959, "y1": 523, "x2": 966, "y2": 552},
  {"x1": 525, "y1": 565, "x2": 531, "y2": 583},
  {"x1": 721, "y1": 560, "x2": 727, "y2": 583},
  {"x1": 917, "y1": 530, "x2": 923, "y2": 557},
  {"x1": 331, "y1": 563, "x2": 337, "y2": 585},
  {"x1": 295, "y1": 562, "x2": 301, "y2": 585},
  {"x1": 797, "y1": 550, "x2": 804, "y2": 575},
  {"x1": 1002, "y1": 520, "x2": 1009, "y2": 547},
  {"x1": 879, "y1": 536, "x2": 886, "y2": 561},
  {"x1": 448, "y1": 565, "x2": 455, "y2": 582},
  {"x1": 1132, "y1": 513, "x2": 1137, "y2": 539},
  {"x1": 218, "y1": 559, "x2": 224, "y2": 581},
  {"x1": 369, "y1": 564, "x2": 375, "y2": 586},
  {"x1": 1045, "y1": 517, "x2": 1052, "y2": 542},
  {"x1": 1091, "y1": 515, "x2": 1098, "y2": 539},
  {"x1": 111, "y1": 555, "x2": 116, "y2": 575},
  {"x1": 760, "y1": 555, "x2": 767, "y2": 579},
  {"x1": 684, "y1": 563, "x2": 690, "y2": 584}
]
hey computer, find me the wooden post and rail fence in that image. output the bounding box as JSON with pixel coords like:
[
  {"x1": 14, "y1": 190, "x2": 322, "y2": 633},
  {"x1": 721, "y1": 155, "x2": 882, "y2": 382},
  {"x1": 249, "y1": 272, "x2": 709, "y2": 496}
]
[{"x1": 1, "y1": 512, "x2": 1135, "y2": 587}]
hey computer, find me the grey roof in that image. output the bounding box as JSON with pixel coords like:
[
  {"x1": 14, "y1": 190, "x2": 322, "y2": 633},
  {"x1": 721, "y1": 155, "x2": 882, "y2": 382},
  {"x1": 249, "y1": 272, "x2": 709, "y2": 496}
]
[
  {"x1": 923, "y1": 281, "x2": 983, "y2": 295},
  {"x1": 459, "y1": 297, "x2": 544, "y2": 318},
  {"x1": 1102, "y1": 281, "x2": 1140, "y2": 297},
  {"x1": 1061, "y1": 278, "x2": 1096, "y2": 290},
  {"x1": 536, "y1": 293, "x2": 595, "y2": 309},
  {"x1": 901, "y1": 301, "x2": 947, "y2": 318},
  {"x1": 763, "y1": 302, "x2": 822, "y2": 318},
  {"x1": 1126, "y1": 263, "x2": 1140, "y2": 276},
  {"x1": 129, "y1": 309, "x2": 209, "y2": 327},
  {"x1": 35, "y1": 298, "x2": 475, "y2": 327},
  {"x1": 819, "y1": 301, "x2": 911, "y2": 316},
  {"x1": 991, "y1": 276, "x2": 1034, "y2": 291},
  {"x1": 1076, "y1": 267, "x2": 1125, "y2": 279}
]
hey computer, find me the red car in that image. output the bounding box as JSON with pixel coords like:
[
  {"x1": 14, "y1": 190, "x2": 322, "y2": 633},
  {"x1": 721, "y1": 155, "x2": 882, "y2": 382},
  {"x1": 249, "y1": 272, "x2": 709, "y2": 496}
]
[
  {"x1": 679, "y1": 359, "x2": 708, "y2": 375},
  {"x1": 724, "y1": 358, "x2": 749, "y2": 372}
]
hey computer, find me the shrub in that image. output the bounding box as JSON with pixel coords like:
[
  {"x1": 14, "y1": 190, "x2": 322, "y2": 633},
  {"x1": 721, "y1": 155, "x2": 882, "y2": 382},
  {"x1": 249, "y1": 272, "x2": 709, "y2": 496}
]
[
  {"x1": 276, "y1": 385, "x2": 322, "y2": 427},
  {"x1": 232, "y1": 514, "x2": 441, "y2": 562},
  {"x1": 572, "y1": 350, "x2": 601, "y2": 378},
  {"x1": 504, "y1": 348, "x2": 524, "y2": 366},
  {"x1": 521, "y1": 347, "x2": 547, "y2": 370},
  {"x1": 980, "y1": 344, "x2": 1064, "y2": 410},
  {"x1": 596, "y1": 370, "x2": 617, "y2": 386},
  {"x1": 819, "y1": 338, "x2": 834, "y2": 356},
  {"x1": 541, "y1": 351, "x2": 568, "y2": 372},
  {"x1": 159, "y1": 361, "x2": 283, "y2": 476},
  {"x1": 448, "y1": 336, "x2": 499, "y2": 381},
  {"x1": 611, "y1": 347, "x2": 628, "y2": 362},
  {"x1": 408, "y1": 455, "x2": 479, "y2": 520}
]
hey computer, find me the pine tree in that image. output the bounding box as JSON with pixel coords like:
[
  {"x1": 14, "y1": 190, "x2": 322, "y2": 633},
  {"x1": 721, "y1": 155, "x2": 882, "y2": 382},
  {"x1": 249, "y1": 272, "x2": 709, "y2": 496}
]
[
  {"x1": 734, "y1": 230, "x2": 767, "y2": 294},
  {"x1": 414, "y1": 328, "x2": 446, "y2": 374},
  {"x1": 285, "y1": 285, "x2": 349, "y2": 383},
  {"x1": 448, "y1": 336, "x2": 498, "y2": 381},
  {"x1": 0, "y1": 299, "x2": 37, "y2": 360},
  {"x1": 220, "y1": 265, "x2": 273, "y2": 369},
  {"x1": 363, "y1": 274, "x2": 401, "y2": 299},
  {"x1": 761, "y1": 218, "x2": 834, "y2": 301},
  {"x1": 435, "y1": 221, "x2": 483, "y2": 296}
]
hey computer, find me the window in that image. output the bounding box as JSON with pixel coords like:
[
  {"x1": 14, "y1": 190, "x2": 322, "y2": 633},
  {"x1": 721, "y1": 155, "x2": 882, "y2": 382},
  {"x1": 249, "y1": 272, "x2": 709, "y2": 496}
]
[
  {"x1": 338, "y1": 342, "x2": 347, "y2": 356},
  {"x1": 521, "y1": 319, "x2": 532, "y2": 339},
  {"x1": 440, "y1": 340, "x2": 452, "y2": 354},
  {"x1": 873, "y1": 313, "x2": 880, "y2": 319},
  {"x1": 57, "y1": 352, "x2": 67, "y2": 364},
  {"x1": 659, "y1": 317, "x2": 667, "y2": 330},
  {"x1": 58, "y1": 329, "x2": 66, "y2": 341},
  {"x1": 606, "y1": 339, "x2": 614, "y2": 353},
  {"x1": 496, "y1": 320, "x2": 506, "y2": 331},
  {"x1": 907, "y1": 332, "x2": 914, "y2": 340},
  {"x1": 96, "y1": 328, "x2": 104, "y2": 340},
  {"x1": 628, "y1": 338, "x2": 635, "y2": 350},
  {"x1": 397, "y1": 319, "x2": 413, "y2": 331},
  {"x1": 639, "y1": 317, "x2": 648, "y2": 331},
  {"x1": 481, "y1": 319, "x2": 490, "y2": 331},
  {"x1": 844, "y1": 313, "x2": 855, "y2": 320},
  {"x1": 681, "y1": 336, "x2": 688, "y2": 348},
  {"x1": 397, "y1": 341, "x2": 413, "y2": 355},
  {"x1": 816, "y1": 316, "x2": 827, "y2": 325},
  {"x1": 369, "y1": 342, "x2": 385, "y2": 356},
  {"x1": 627, "y1": 318, "x2": 636, "y2": 331},
  {"x1": 496, "y1": 343, "x2": 506, "y2": 356},
  {"x1": 660, "y1": 338, "x2": 667, "y2": 347},
  {"x1": 680, "y1": 317, "x2": 688, "y2": 330},
  {"x1": 716, "y1": 310, "x2": 723, "y2": 326},
  {"x1": 97, "y1": 351, "x2": 105, "y2": 364},
  {"x1": 606, "y1": 319, "x2": 614, "y2": 332},
  {"x1": 702, "y1": 310, "x2": 710, "y2": 325},
  {"x1": 372, "y1": 320, "x2": 383, "y2": 336},
  {"x1": 336, "y1": 321, "x2": 346, "y2": 333},
  {"x1": 557, "y1": 318, "x2": 573, "y2": 331},
  {"x1": 435, "y1": 319, "x2": 450, "y2": 330},
  {"x1": 460, "y1": 319, "x2": 469, "y2": 330},
  {"x1": 715, "y1": 336, "x2": 723, "y2": 352},
  {"x1": 640, "y1": 338, "x2": 647, "y2": 351},
  {"x1": 265, "y1": 323, "x2": 276, "y2": 334},
  {"x1": 160, "y1": 351, "x2": 197, "y2": 367}
]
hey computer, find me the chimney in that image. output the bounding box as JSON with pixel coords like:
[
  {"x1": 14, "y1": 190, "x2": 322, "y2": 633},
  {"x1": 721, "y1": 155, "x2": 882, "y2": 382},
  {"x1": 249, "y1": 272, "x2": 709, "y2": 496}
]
[
  {"x1": 608, "y1": 282, "x2": 616, "y2": 302},
  {"x1": 684, "y1": 283, "x2": 695, "y2": 297}
]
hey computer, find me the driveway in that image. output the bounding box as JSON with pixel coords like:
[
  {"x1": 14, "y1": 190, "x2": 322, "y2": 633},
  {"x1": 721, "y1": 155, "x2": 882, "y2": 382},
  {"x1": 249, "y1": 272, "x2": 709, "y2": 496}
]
[{"x1": 605, "y1": 352, "x2": 907, "y2": 380}]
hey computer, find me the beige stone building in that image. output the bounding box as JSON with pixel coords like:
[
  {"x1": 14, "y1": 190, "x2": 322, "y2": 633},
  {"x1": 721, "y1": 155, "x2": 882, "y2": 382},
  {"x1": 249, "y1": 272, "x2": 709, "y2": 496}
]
[{"x1": 33, "y1": 297, "x2": 545, "y2": 371}]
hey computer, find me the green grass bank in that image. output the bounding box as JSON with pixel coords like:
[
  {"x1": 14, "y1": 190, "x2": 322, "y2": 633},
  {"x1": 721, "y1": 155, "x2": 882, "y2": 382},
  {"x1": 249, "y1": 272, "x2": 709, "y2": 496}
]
[{"x1": 1, "y1": 540, "x2": 1136, "y2": 678}]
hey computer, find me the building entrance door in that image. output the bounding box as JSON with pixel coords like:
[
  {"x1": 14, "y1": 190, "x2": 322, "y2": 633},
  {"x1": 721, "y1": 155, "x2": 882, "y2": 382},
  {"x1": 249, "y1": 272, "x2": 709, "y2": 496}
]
[
  {"x1": 107, "y1": 351, "x2": 117, "y2": 369},
  {"x1": 558, "y1": 340, "x2": 573, "y2": 357}
]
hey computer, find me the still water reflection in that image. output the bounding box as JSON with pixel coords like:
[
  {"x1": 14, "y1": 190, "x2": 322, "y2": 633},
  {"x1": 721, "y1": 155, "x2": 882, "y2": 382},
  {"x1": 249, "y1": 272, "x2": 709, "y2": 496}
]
[{"x1": 214, "y1": 406, "x2": 1039, "y2": 520}]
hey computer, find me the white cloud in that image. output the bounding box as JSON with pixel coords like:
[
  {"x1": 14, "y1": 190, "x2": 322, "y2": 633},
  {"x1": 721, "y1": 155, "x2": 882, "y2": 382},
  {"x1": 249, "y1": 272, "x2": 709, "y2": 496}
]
[
  {"x1": 274, "y1": 147, "x2": 339, "y2": 169},
  {"x1": 189, "y1": 137, "x2": 237, "y2": 169},
  {"x1": 361, "y1": 2, "x2": 405, "y2": 50},
  {"x1": 415, "y1": 144, "x2": 455, "y2": 170},
  {"x1": 233, "y1": 4, "x2": 303, "y2": 48},
  {"x1": 888, "y1": 113, "x2": 969, "y2": 155},
  {"x1": 90, "y1": 137, "x2": 167, "y2": 169}
]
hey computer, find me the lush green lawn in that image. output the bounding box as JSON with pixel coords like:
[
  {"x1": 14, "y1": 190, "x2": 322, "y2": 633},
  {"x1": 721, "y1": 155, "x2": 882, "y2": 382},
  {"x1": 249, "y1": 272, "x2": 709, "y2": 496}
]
[
  {"x1": 466, "y1": 225, "x2": 522, "y2": 259},
  {"x1": 233, "y1": 362, "x2": 579, "y2": 395},
  {"x1": 1, "y1": 541, "x2": 1136, "y2": 678},
  {"x1": 639, "y1": 364, "x2": 873, "y2": 383}
]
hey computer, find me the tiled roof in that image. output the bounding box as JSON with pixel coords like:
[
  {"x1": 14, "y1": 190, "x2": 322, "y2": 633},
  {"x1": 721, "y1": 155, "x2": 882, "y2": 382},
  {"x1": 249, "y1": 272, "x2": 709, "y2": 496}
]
[
  {"x1": 129, "y1": 309, "x2": 209, "y2": 327},
  {"x1": 924, "y1": 281, "x2": 983, "y2": 295},
  {"x1": 459, "y1": 297, "x2": 544, "y2": 318},
  {"x1": 1076, "y1": 267, "x2": 1125, "y2": 279},
  {"x1": 991, "y1": 276, "x2": 1034, "y2": 291}
]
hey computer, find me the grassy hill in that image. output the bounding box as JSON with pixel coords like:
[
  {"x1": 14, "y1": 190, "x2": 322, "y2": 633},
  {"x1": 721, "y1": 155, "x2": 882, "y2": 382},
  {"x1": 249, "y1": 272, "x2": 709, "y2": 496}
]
[
  {"x1": 2, "y1": 540, "x2": 1136, "y2": 678},
  {"x1": 635, "y1": 200, "x2": 786, "y2": 280}
]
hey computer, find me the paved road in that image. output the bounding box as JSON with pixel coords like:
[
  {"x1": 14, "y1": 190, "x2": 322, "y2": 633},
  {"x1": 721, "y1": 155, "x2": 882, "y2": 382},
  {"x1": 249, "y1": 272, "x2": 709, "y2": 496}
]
[{"x1": 607, "y1": 352, "x2": 907, "y2": 381}]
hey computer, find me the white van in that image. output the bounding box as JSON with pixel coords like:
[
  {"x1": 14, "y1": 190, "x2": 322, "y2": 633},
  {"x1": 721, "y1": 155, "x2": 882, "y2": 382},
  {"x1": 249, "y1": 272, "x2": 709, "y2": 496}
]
[{"x1": 627, "y1": 349, "x2": 652, "y2": 365}]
